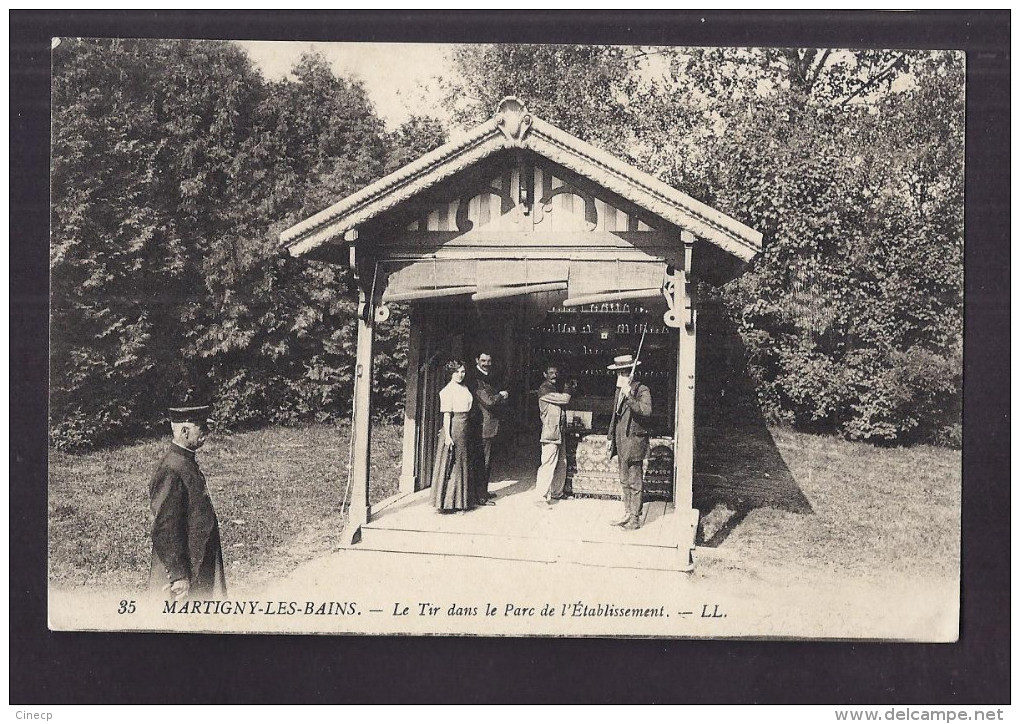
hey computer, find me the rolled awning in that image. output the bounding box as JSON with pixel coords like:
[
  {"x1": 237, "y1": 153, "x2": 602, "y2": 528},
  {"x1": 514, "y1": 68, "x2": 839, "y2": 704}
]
[
  {"x1": 380, "y1": 259, "x2": 478, "y2": 303},
  {"x1": 379, "y1": 258, "x2": 666, "y2": 305},
  {"x1": 472, "y1": 259, "x2": 569, "y2": 301},
  {"x1": 563, "y1": 259, "x2": 665, "y2": 307}
]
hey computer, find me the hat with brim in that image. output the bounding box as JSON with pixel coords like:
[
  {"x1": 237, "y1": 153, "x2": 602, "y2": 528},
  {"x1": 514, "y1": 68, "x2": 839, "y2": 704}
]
[
  {"x1": 607, "y1": 354, "x2": 641, "y2": 370},
  {"x1": 169, "y1": 406, "x2": 213, "y2": 425}
]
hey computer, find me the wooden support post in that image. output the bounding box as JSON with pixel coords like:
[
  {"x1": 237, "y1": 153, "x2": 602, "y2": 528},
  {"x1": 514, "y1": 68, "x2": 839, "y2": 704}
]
[
  {"x1": 342, "y1": 291, "x2": 374, "y2": 546},
  {"x1": 399, "y1": 309, "x2": 425, "y2": 493},
  {"x1": 673, "y1": 231, "x2": 698, "y2": 571},
  {"x1": 674, "y1": 293, "x2": 696, "y2": 511}
]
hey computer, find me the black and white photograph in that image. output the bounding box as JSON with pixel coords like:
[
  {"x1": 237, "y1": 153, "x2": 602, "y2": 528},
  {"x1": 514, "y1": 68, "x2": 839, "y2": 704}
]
[{"x1": 36, "y1": 24, "x2": 983, "y2": 645}]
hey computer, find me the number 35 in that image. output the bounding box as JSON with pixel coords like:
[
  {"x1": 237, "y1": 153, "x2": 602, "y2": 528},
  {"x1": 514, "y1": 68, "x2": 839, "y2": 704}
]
[{"x1": 118, "y1": 600, "x2": 136, "y2": 614}]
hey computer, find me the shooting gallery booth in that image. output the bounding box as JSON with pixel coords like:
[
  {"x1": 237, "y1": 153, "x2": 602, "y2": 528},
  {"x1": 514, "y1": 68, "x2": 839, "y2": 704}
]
[{"x1": 280, "y1": 99, "x2": 761, "y2": 571}]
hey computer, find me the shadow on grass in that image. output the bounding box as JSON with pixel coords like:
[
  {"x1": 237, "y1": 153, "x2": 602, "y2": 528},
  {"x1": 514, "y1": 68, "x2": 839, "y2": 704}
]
[{"x1": 693, "y1": 303, "x2": 812, "y2": 548}]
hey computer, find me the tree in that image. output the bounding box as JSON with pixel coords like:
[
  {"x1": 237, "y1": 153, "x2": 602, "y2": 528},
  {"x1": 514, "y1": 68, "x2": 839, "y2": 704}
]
[
  {"x1": 384, "y1": 114, "x2": 449, "y2": 174},
  {"x1": 694, "y1": 50, "x2": 965, "y2": 444},
  {"x1": 444, "y1": 44, "x2": 964, "y2": 446},
  {"x1": 50, "y1": 42, "x2": 406, "y2": 449},
  {"x1": 51, "y1": 38, "x2": 270, "y2": 447},
  {"x1": 443, "y1": 44, "x2": 642, "y2": 158},
  {"x1": 51, "y1": 40, "x2": 963, "y2": 449},
  {"x1": 193, "y1": 51, "x2": 392, "y2": 429}
]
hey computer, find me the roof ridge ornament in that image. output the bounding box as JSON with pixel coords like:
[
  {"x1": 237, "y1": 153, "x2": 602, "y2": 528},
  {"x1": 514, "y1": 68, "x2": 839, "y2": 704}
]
[{"x1": 495, "y1": 96, "x2": 532, "y2": 147}]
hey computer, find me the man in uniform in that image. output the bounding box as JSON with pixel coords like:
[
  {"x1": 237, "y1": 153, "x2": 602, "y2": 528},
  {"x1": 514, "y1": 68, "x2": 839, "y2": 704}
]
[
  {"x1": 148, "y1": 405, "x2": 227, "y2": 601},
  {"x1": 607, "y1": 352, "x2": 653, "y2": 530},
  {"x1": 466, "y1": 350, "x2": 509, "y2": 504}
]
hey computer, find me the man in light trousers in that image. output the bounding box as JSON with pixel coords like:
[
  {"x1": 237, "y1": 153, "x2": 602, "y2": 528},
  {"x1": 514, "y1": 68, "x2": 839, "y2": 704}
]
[{"x1": 535, "y1": 365, "x2": 575, "y2": 505}]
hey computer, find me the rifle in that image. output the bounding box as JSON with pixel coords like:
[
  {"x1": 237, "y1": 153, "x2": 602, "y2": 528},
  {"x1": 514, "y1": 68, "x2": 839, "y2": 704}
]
[
  {"x1": 609, "y1": 322, "x2": 649, "y2": 461},
  {"x1": 630, "y1": 322, "x2": 648, "y2": 380}
]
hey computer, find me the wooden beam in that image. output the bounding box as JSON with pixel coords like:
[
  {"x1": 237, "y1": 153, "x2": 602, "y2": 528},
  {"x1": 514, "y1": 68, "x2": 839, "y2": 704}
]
[
  {"x1": 399, "y1": 309, "x2": 426, "y2": 494},
  {"x1": 562, "y1": 288, "x2": 661, "y2": 307},
  {"x1": 341, "y1": 290, "x2": 374, "y2": 546},
  {"x1": 382, "y1": 248, "x2": 674, "y2": 263},
  {"x1": 674, "y1": 232, "x2": 698, "y2": 571},
  {"x1": 681, "y1": 229, "x2": 695, "y2": 272},
  {"x1": 674, "y1": 305, "x2": 696, "y2": 511},
  {"x1": 378, "y1": 229, "x2": 679, "y2": 251}
]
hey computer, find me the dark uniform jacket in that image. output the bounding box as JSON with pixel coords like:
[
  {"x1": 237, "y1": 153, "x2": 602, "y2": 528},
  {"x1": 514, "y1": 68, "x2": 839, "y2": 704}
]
[
  {"x1": 148, "y1": 444, "x2": 227, "y2": 598},
  {"x1": 467, "y1": 370, "x2": 507, "y2": 440},
  {"x1": 607, "y1": 380, "x2": 653, "y2": 463}
]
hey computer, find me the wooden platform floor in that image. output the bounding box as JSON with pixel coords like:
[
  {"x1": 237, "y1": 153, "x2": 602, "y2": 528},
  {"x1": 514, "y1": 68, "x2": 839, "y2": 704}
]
[{"x1": 360, "y1": 475, "x2": 691, "y2": 571}]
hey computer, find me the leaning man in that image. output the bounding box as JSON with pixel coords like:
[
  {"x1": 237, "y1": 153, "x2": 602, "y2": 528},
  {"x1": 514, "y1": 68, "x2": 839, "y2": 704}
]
[
  {"x1": 536, "y1": 365, "x2": 576, "y2": 504},
  {"x1": 148, "y1": 405, "x2": 227, "y2": 601}
]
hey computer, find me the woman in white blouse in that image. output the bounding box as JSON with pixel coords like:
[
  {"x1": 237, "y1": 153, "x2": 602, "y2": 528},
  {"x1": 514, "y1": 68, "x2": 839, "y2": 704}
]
[{"x1": 430, "y1": 359, "x2": 475, "y2": 512}]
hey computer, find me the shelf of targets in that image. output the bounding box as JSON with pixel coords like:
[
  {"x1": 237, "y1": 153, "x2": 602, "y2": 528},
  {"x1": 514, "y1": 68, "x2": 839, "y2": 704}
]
[{"x1": 533, "y1": 303, "x2": 677, "y2": 500}]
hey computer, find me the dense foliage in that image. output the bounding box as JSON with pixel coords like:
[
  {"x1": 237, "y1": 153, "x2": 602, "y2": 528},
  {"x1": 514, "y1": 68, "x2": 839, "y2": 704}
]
[
  {"x1": 446, "y1": 45, "x2": 963, "y2": 446},
  {"x1": 51, "y1": 39, "x2": 442, "y2": 450},
  {"x1": 51, "y1": 40, "x2": 962, "y2": 450}
]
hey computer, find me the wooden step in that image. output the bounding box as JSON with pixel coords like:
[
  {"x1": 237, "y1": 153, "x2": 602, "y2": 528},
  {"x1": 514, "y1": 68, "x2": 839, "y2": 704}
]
[{"x1": 358, "y1": 524, "x2": 687, "y2": 571}]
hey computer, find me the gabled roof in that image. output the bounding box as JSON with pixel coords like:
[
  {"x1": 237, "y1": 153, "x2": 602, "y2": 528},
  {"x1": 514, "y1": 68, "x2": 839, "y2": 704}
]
[{"x1": 280, "y1": 98, "x2": 762, "y2": 261}]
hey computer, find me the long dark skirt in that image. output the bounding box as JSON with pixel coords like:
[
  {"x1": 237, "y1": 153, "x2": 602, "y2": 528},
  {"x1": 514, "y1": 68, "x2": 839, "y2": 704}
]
[{"x1": 430, "y1": 412, "x2": 472, "y2": 511}]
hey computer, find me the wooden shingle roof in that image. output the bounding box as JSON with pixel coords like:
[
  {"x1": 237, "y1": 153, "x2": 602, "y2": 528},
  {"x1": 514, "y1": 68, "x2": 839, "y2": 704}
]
[{"x1": 280, "y1": 98, "x2": 762, "y2": 262}]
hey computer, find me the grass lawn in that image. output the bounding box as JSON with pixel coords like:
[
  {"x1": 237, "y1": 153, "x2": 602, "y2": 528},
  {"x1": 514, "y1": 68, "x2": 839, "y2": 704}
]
[
  {"x1": 695, "y1": 427, "x2": 961, "y2": 589},
  {"x1": 49, "y1": 422, "x2": 960, "y2": 595},
  {"x1": 48, "y1": 423, "x2": 403, "y2": 594}
]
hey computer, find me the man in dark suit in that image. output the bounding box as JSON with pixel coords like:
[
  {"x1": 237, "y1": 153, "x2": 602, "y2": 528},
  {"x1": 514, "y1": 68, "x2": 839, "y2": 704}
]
[
  {"x1": 148, "y1": 405, "x2": 227, "y2": 600},
  {"x1": 607, "y1": 352, "x2": 653, "y2": 530},
  {"x1": 466, "y1": 350, "x2": 509, "y2": 503}
]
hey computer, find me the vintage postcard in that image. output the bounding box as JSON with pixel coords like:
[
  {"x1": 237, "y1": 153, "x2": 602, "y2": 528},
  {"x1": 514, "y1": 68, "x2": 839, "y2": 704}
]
[{"x1": 47, "y1": 38, "x2": 963, "y2": 639}]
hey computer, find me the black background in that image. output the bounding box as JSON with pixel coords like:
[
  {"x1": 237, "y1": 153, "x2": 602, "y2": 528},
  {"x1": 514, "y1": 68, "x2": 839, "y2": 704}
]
[{"x1": 11, "y1": 10, "x2": 1010, "y2": 704}]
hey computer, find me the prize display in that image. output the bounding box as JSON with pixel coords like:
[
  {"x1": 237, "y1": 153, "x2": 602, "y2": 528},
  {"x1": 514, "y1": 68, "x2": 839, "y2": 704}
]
[{"x1": 531, "y1": 303, "x2": 677, "y2": 500}]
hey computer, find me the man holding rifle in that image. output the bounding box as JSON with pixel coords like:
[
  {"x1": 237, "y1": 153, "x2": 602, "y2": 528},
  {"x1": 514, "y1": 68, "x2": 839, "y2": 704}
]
[{"x1": 606, "y1": 348, "x2": 653, "y2": 531}]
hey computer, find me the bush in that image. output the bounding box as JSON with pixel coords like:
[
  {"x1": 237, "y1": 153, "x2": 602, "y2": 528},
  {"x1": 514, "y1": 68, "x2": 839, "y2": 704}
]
[
  {"x1": 49, "y1": 41, "x2": 437, "y2": 452},
  {"x1": 844, "y1": 346, "x2": 962, "y2": 446}
]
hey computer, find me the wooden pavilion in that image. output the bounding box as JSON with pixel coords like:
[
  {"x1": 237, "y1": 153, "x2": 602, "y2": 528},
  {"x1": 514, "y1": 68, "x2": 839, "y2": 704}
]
[{"x1": 280, "y1": 98, "x2": 761, "y2": 571}]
